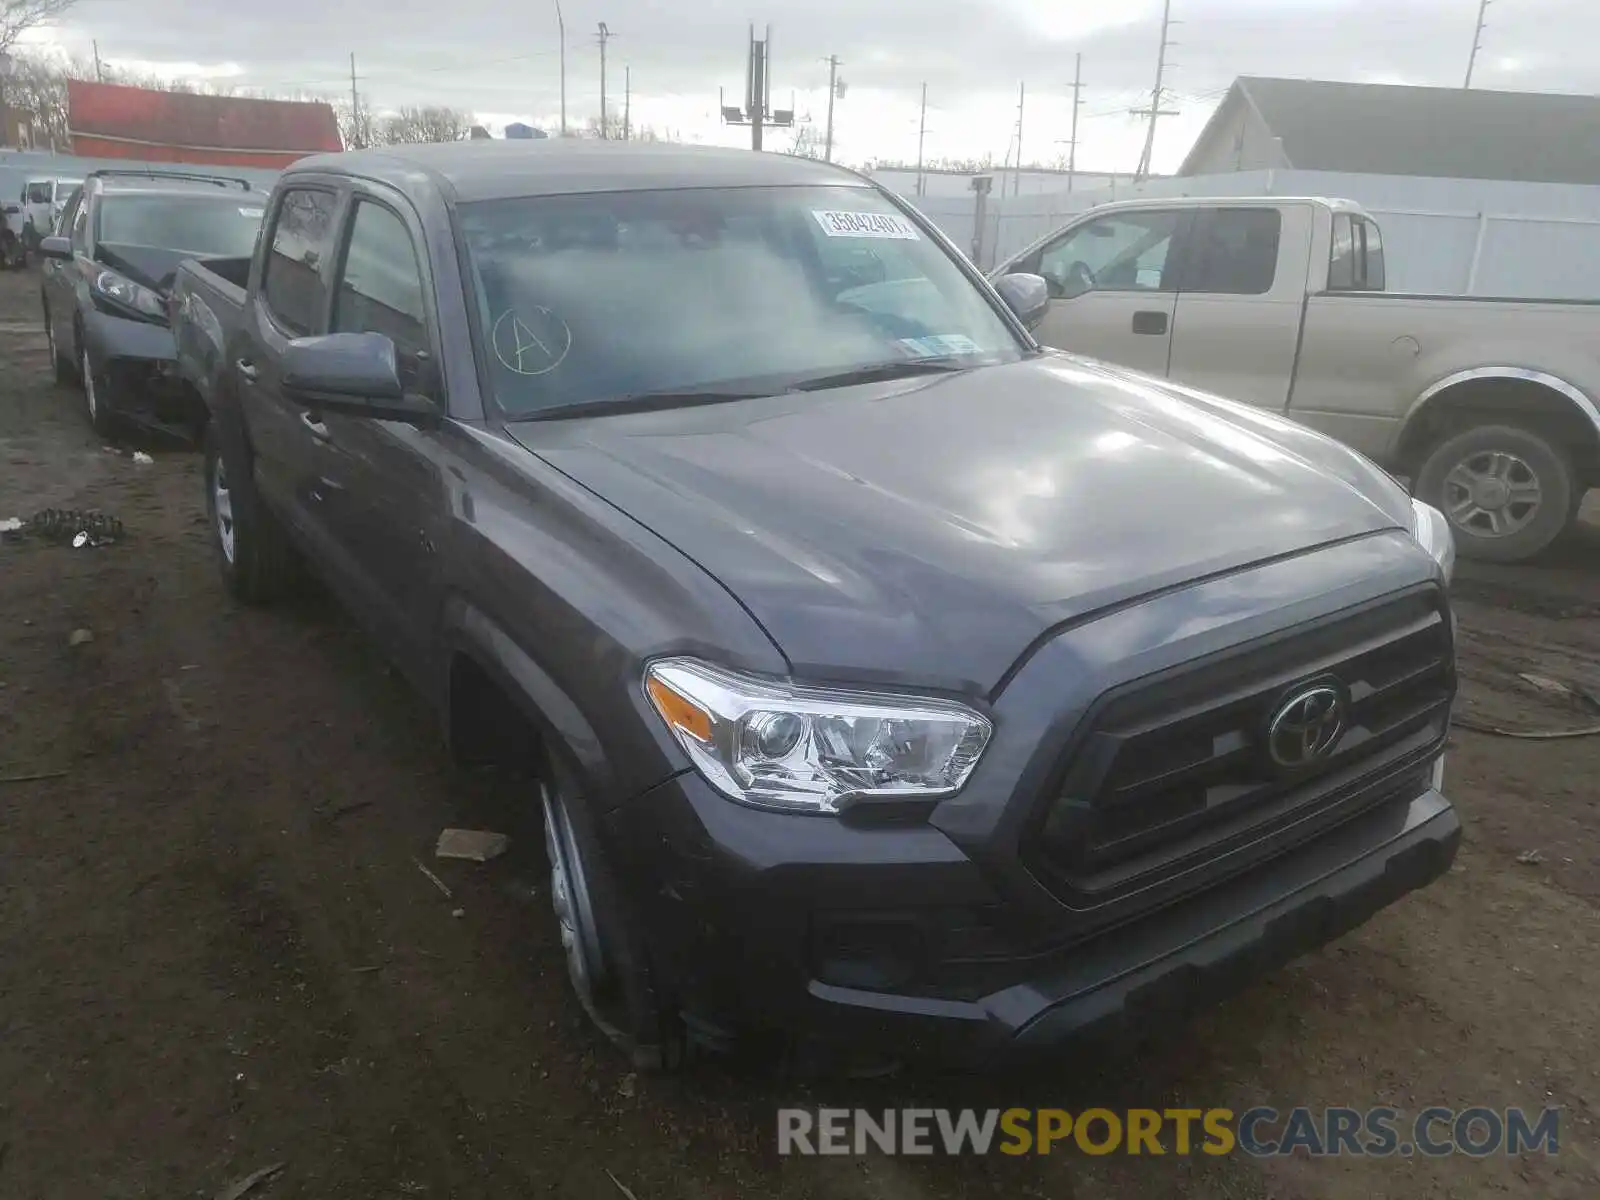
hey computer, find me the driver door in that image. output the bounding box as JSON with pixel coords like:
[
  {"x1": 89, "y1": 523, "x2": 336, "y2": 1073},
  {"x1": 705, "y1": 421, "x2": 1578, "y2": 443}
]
[{"x1": 1015, "y1": 208, "x2": 1189, "y2": 378}]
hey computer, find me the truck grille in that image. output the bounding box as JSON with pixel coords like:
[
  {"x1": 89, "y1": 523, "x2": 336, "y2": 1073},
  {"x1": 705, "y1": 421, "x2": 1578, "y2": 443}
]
[{"x1": 1029, "y1": 585, "x2": 1453, "y2": 909}]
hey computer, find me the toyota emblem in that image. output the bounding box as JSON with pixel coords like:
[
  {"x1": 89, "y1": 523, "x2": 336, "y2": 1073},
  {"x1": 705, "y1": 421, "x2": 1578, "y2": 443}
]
[{"x1": 1266, "y1": 683, "x2": 1346, "y2": 769}]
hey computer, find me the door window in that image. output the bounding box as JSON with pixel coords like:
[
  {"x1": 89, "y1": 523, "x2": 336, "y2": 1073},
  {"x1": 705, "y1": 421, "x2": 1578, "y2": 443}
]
[
  {"x1": 1184, "y1": 208, "x2": 1281, "y2": 295},
  {"x1": 69, "y1": 194, "x2": 89, "y2": 251},
  {"x1": 261, "y1": 187, "x2": 339, "y2": 336},
  {"x1": 1033, "y1": 210, "x2": 1179, "y2": 298},
  {"x1": 332, "y1": 199, "x2": 434, "y2": 395},
  {"x1": 25, "y1": 181, "x2": 51, "y2": 205},
  {"x1": 55, "y1": 190, "x2": 82, "y2": 239}
]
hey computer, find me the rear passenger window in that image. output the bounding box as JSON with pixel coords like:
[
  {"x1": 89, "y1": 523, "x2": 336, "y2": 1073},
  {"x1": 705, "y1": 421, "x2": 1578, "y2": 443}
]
[
  {"x1": 1357, "y1": 218, "x2": 1385, "y2": 291},
  {"x1": 1328, "y1": 214, "x2": 1384, "y2": 291},
  {"x1": 262, "y1": 188, "x2": 338, "y2": 336},
  {"x1": 332, "y1": 200, "x2": 432, "y2": 393},
  {"x1": 1185, "y1": 208, "x2": 1280, "y2": 295},
  {"x1": 1328, "y1": 213, "x2": 1357, "y2": 290}
]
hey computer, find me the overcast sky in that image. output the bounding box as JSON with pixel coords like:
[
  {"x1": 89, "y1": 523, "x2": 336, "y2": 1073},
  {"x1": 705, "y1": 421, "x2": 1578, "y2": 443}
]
[{"x1": 22, "y1": 0, "x2": 1593, "y2": 172}]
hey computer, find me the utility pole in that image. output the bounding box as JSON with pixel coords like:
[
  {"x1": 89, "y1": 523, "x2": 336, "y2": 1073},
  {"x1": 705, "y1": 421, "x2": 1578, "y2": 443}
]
[
  {"x1": 624, "y1": 66, "x2": 631, "y2": 140},
  {"x1": 349, "y1": 52, "x2": 362, "y2": 149},
  {"x1": 750, "y1": 27, "x2": 766, "y2": 151},
  {"x1": 597, "y1": 22, "x2": 612, "y2": 138},
  {"x1": 553, "y1": 0, "x2": 567, "y2": 135},
  {"x1": 93, "y1": 40, "x2": 104, "y2": 82},
  {"x1": 915, "y1": 83, "x2": 928, "y2": 197},
  {"x1": 1012, "y1": 81, "x2": 1026, "y2": 196},
  {"x1": 1132, "y1": 0, "x2": 1179, "y2": 181},
  {"x1": 719, "y1": 26, "x2": 792, "y2": 151},
  {"x1": 823, "y1": 54, "x2": 840, "y2": 163},
  {"x1": 1465, "y1": 0, "x2": 1491, "y2": 88},
  {"x1": 1066, "y1": 54, "x2": 1083, "y2": 192}
]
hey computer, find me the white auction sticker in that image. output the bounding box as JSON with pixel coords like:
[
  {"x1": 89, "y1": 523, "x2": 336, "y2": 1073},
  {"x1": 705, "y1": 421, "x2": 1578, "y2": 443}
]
[
  {"x1": 898, "y1": 334, "x2": 981, "y2": 358},
  {"x1": 812, "y1": 210, "x2": 921, "y2": 240},
  {"x1": 240, "y1": 207, "x2": 264, "y2": 219}
]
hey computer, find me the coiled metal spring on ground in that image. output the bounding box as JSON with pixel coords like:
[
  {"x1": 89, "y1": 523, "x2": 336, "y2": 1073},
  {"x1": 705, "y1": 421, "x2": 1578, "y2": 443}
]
[{"x1": 25, "y1": 509, "x2": 125, "y2": 545}]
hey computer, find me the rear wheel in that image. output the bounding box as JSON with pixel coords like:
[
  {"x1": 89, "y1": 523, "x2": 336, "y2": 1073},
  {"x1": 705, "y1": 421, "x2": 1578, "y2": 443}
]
[
  {"x1": 203, "y1": 420, "x2": 300, "y2": 604},
  {"x1": 1414, "y1": 423, "x2": 1576, "y2": 563}
]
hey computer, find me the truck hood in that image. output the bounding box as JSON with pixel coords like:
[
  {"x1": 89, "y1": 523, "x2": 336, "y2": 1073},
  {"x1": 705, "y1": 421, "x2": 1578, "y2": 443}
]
[{"x1": 509, "y1": 354, "x2": 1416, "y2": 695}]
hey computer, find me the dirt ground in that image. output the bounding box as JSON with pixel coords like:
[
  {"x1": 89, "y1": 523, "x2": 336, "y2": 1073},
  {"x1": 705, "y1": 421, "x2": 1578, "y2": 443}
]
[{"x1": 1, "y1": 266, "x2": 1597, "y2": 1200}]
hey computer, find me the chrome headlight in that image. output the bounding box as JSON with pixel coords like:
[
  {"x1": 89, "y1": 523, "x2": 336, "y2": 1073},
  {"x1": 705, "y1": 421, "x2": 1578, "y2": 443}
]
[
  {"x1": 1410, "y1": 497, "x2": 1455, "y2": 584},
  {"x1": 94, "y1": 270, "x2": 167, "y2": 321},
  {"x1": 644, "y1": 657, "x2": 992, "y2": 815}
]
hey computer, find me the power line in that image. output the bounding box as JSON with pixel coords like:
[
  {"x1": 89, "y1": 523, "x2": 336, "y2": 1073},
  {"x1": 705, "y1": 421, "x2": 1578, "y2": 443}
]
[
  {"x1": 1065, "y1": 54, "x2": 1083, "y2": 192},
  {"x1": 1131, "y1": 0, "x2": 1179, "y2": 180},
  {"x1": 349, "y1": 51, "x2": 362, "y2": 147},
  {"x1": 1011, "y1": 81, "x2": 1025, "y2": 197},
  {"x1": 1464, "y1": 0, "x2": 1491, "y2": 88},
  {"x1": 915, "y1": 82, "x2": 927, "y2": 196},
  {"x1": 597, "y1": 21, "x2": 613, "y2": 137},
  {"x1": 823, "y1": 54, "x2": 840, "y2": 163}
]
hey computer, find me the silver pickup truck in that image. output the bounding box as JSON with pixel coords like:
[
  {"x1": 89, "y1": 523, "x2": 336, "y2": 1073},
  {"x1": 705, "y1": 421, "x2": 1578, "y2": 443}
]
[{"x1": 991, "y1": 196, "x2": 1600, "y2": 563}]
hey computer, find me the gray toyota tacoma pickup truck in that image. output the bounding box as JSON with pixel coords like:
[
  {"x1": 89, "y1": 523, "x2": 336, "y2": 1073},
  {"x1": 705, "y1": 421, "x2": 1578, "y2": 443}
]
[{"x1": 172, "y1": 141, "x2": 1460, "y2": 1072}]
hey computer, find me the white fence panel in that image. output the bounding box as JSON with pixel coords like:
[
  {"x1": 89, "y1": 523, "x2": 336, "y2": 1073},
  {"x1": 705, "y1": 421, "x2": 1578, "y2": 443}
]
[{"x1": 891, "y1": 166, "x2": 1600, "y2": 298}]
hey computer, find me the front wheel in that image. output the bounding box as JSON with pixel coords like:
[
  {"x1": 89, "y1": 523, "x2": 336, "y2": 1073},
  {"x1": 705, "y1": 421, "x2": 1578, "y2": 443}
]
[
  {"x1": 1414, "y1": 423, "x2": 1576, "y2": 563},
  {"x1": 539, "y1": 766, "x2": 686, "y2": 1072},
  {"x1": 80, "y1": 343, "x2": 117, "y2": 438},
  {"x1": 43, "y1": 308, "x2": 73, "y2": 385}
]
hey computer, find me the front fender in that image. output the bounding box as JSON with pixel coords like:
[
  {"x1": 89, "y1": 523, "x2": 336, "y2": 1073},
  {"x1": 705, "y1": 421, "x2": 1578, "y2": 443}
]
[{"x1": 443, "y1": 596, "x2": 621, "y2": 805}]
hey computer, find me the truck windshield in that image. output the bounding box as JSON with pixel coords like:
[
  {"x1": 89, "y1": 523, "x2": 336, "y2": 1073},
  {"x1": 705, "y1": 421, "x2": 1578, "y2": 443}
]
[
  {"x1": 457, "y1": 185, "x2": 1025, "y2": 417},
  {"x1": 99, "y1": 194, "x2": 266, "y2": 259}
]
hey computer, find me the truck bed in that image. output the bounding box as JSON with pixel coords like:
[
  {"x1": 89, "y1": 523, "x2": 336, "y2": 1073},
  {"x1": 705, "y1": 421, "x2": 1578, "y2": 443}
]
[
  {"x1": 1286, "y1": 288, "x2": 1600, "y2": 476},
  {"x1": 172, "y1": 256, "x2": 251, "y2": 412}
]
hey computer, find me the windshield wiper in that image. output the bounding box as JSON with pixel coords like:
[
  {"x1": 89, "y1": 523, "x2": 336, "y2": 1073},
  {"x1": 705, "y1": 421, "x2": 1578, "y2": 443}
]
[
  {"x1": 781, "y1": 358, "x2": 971, "y2": 393},
  {"x1": 519, "y1": 359, "x2": 973, "y2": 421},
  {"x1": 520, "y1": 387, "x2": 770, "y2": 421}
]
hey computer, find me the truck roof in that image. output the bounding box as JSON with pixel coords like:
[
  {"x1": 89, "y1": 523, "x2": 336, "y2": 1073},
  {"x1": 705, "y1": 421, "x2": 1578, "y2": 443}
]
[
  {"x1": 286, "y1": 140, "x2": 874, "y2": 203},
  {"x1": 1081, "y1": 194, "x2": 1370, "y2": 215}
]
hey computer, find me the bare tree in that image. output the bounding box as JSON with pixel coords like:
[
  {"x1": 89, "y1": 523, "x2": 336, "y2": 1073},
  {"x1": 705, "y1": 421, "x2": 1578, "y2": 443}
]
[
  {"x1": 381, "y1": 104, "x2": 475, "y2": 145},
  {"x1": 3, "y1": 51, "x2": 67, "y2": 147},
  {"x1": 332, "y1": 97, "x2": 374, "y2": 151},
  {"x1": 582, "y1": 112, "x2": 626, "y2": 140},
  {"x1": 1, "y1": 0, "x2": 79, "y2": 56},
  {"x1": 786, "y1": 122, "x2": 822, "y2": 160}
]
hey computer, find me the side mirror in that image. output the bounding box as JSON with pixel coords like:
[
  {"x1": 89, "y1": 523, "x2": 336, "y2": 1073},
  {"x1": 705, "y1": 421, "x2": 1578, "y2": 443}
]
[
  {"x1": 38, "y1": 235, "x2": 72, "y2": 261},
  {"x1": 994, "y1": 272, "x2": 1051, "y2": 332},
  {"x1": 281, "y1": 332, "x2": 439, "y2": 426}
]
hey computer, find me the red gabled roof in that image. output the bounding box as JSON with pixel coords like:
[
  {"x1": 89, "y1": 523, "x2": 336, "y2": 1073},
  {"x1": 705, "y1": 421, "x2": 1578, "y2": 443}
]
[{"x1": 67, "y1": 80, "x2": 342, "y2": 167}]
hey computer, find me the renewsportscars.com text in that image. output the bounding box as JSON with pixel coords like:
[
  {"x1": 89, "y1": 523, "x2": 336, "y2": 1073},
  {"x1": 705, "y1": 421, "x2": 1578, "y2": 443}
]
[{"x1": 776, "y1": 1106, "x2": 1561, "y2": 1158}]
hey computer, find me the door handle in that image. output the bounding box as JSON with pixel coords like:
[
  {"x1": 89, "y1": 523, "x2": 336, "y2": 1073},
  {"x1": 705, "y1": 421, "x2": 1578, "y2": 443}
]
[
  {"x1": 300, "y1": 411, "x2": 330, "y2": 441},
  {"x1": 237, "y1": 359, "x2": 259, "y2": 382},
  {"x1": 1131, "y1": 310, "x2": 1169, "y2": 336}
]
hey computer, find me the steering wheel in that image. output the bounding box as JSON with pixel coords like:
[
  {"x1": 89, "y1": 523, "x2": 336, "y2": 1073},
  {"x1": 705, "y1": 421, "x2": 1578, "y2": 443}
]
[{"x1": 1066, "y1": 260, "x2": 1096, "y2": 291}]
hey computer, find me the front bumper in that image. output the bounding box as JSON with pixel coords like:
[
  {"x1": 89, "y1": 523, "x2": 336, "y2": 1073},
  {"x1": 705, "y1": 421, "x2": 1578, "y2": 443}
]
[
  {"x1": 612, "y1": 768, "x2": 1459, "y2": 1067},
  {"x1": 81, "y1": 311, "x2": 195, "y2": 426}
]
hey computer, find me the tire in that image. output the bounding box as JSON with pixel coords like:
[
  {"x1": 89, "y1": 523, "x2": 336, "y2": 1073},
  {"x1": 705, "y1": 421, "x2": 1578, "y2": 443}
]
[
  {"x1": 79, "y1": 341, "x2": 117, "y2": 439},
  {"x1": 538, "y1": 760, "x2": 686, "y2": 1072},
  {"x1": 43, "y1": 306, "x2": 73, "y2": 385},
  {"x1": 1414, "y1": 423, "x2": 1576, "y2": 564},
  {"x1": 203, "y1": 420, "x2": 300, "y2": 604}
]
